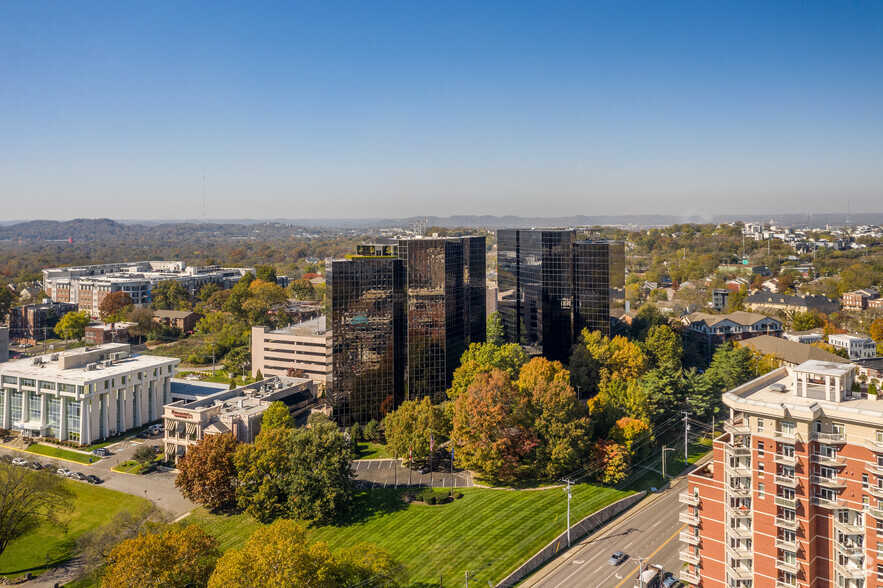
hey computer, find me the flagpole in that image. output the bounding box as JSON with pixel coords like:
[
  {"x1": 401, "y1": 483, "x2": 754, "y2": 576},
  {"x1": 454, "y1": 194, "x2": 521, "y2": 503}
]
[{"x1": 450, "y1": 444, "x2": 454, "y2": 496}]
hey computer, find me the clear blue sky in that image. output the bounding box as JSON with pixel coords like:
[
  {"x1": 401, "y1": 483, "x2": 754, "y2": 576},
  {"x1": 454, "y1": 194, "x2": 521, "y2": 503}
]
[{"x1": 2, "y1": 1, "x2": 882, "y2": 221}]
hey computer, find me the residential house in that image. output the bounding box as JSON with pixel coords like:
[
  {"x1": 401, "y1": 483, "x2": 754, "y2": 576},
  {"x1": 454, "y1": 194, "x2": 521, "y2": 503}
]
[
  {"x1": 828, "y1": 333, "x2": 877, "y2": 360},
  {"x1": 744, "y1": 292, "x2": 839, "y2": 315}
]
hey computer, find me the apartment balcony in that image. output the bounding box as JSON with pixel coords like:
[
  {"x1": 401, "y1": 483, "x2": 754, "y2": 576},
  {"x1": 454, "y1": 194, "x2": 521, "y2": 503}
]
[
  {"x1": 775, "y1": 538, "x2": 798, "y2": 551},
  {"x1": 811, "y1": 431, "x2": 846, "y2": 444},
  {"x1": 775, "y1": 475, "x2": 799, "y2": 489},
  {"x1": 865, "y1": 438, "x2": 883, "y2": 452},
  {"x1": 726, "y1": 543, "x2": 754, "y2": 561},
  {"x1": 726, "y1": 503, "x2": 753, "y2": 519},
  {"x1": 680, "y1": 530, "x2": 700, "y2": 545},
  {"x1": 866, "y1": 461, "x2": 883, "y2": 476},
  {"x1": 811, "y1": 453, "x2": 846, "y2": 467},
  {"x1": 775, "y1": 517, "x2": 799, "y2": 530},
  {"x1": 727, "y1": 525, "x2": 754, "y2": 539},
  {"x1": 811, "y1": 475, "x2": 847, "y2": 489},
  {"x1": 679, "y1": 547, "x2": 700, "y2": 565},
  {"x1": 728, "y1": 564, "x2": 754, "y2": 581},
  {"x1": 776, "y1": 582, "x2": 798, "y2": 588},
  {"x1": 774, "y1": 453, "x2": 798, "y2": 466},
  {"x1": 774, "y1": 429, "x2": 800, "y2": 442},
  {"x1": 836, "y1": 544, "x2": 864, "y2": 559},
  {"x1": 679, "y1": 492, "x2": 701, "y2": 506},
  {"x1": 865, "y1": 504, "x2": 883, "y2": 519},
  {"x1": 679, "y1": 510, "x2": 701, "y2": 525},
  {"x1": 723, "y1": 440, "x2": 752, "y2": 457},
  {"x1": 725, "y1": 418, "x2": 750, "y2": 436},
  {"x1": 811, "y1": 496, "x2": 846, "y2": 509},
  {"x1": 681, "y1": 570, "x2": 702, "y2": 585},
  {"x1": 834, "y1": 518, "x2": 865, "y2": 535},
  {"x1": 775, "y1": 559, "x2": 799, "y2": 574},
  {"x1": 834, "y1": 560, "x2": 865, "y2": 579},
  {"x1": 866, "y1": 485, "x2": 883, "y2": 500},
  {"x1": 775, "y1": 496, "x2": 798, "y2": 509},
  {"x1": 725, "y1": 460, "x2": 753, "y2": 477}
]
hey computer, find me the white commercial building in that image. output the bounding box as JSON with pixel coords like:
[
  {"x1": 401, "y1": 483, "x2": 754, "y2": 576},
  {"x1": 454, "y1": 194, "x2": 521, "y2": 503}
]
[
  {"x1": 0, "y1": 344, "x2": 178, "y2": 444},
  {"x1": 828, "y1": 333, "x2": 877, "y2": 360},
  {"x1": 251, "y1": 316, "x2": 332, "y2": 390}
]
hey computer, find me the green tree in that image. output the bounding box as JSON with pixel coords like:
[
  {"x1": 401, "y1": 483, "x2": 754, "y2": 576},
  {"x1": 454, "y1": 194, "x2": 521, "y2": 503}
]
[
  {"x1": 587, "y1": 378, "x2": 650, "y2": 435},
  {"x1": 0, "y1": 464, "x2": 75, "y2": 559},
  {"x1": 630, "y1": 304, "x2": 669, "y2": 340},
  {"x1": 447, "y1": 342, "x2": 528, "y2": 400},
  {"x1": 207, "y1": 521, "x2": 336, "y2": 588},
  {"x1": 334, "y1": 542, "x2": 409, "y2": 588},
  {"x1": 287, "y1": 416, "x2": 354, "y2": 524},
  {"x1": 641, "y1": 368, "x2": 686, "y2": 425},
  {"x1": 55, "y1": 310, "x2": 90, "y2": 341},
  {"x1": 383, "y1": 397, "x2": 449, "y2": 463},
  {"x1": 150, "y1": 280, "x2": 192, "y2": 311},
  {"x1": 175, "y1": 433, "x2": 239, "y2": 511},
  {"x1": 0, "y1": 288, "x2": 16, "y2": 323},
  {"x1": 132, "y1": 445, "x2": 156, "y2": 469},
  {"x1": 255, "y1": 265, "x2": 278, "y2": 284},
  {"x1": 103, "y1": 525, "x2": 219, "y2": 588},
  {"x1": 234, "y1": 427, "x2": 292, "y2": 523},
  {"x1": 704, "y1": 342, "x2": 754, "y2": 393},
  {"x1": 363, "y1": 419, "x2": 382, "y2": 443},
  {"x1": 125, "y1": 307, "x2": 156, "y2": 343},
  {"x1": 261, "y1": 401, "x2": 294, "y2": 430},
  {"x1": 791, "y1": 311, "x2": 824, "y2": 332},
  {"x1": 486, "y1": 311, "x2": 505, "y2": 346},
  {"x1": 254, "y1": 369, "x2": 263, "y2": 380},
  {"x1": 288, "y1": 278, "x2": 316, "y2": 301},
  {"x1": 242, "y1": 280, "x2": 288, "y2": 326},
  {"x1": 568, "y1": 341, "x2": 601, "y2": 398},
  {"x1": 641, "y1": 324, "x2": 683, "y2": 371},
  {"x1": 99, "y1": 291, "x2": 133, "y2": 323}
]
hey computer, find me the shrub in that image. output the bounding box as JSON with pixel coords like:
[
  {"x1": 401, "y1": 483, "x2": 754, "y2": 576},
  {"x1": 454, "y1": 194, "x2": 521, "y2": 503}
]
[
  {"x1": 453, "y1": 491, "x2": 464, "y2": 500},
  {"x1": 426, "y1": 496, "x2": 437, "y2": 505}
]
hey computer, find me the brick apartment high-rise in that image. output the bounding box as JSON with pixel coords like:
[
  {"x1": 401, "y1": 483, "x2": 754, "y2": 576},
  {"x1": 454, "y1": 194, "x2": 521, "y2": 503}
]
[
  {"x1": 327, "y1": 236, "x2": 486, "y2": 426},
  {"x1": 681, "y1": 359, "x2": 879, "y2": 588}
]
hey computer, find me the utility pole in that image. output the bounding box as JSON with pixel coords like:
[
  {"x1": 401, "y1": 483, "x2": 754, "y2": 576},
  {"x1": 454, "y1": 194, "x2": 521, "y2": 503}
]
[
  {"x1": 634, "y1": 555, "x2": 646, "y2": 588},
  {"x1": 683, "y1": 412, "x2": 691, "y2": 466},
  {"x1": 564, "y1": 479, "x2": 573, "y2": 547},
  {"x1": 661, "y1": 445, "x2": 675, "y2": 479}
]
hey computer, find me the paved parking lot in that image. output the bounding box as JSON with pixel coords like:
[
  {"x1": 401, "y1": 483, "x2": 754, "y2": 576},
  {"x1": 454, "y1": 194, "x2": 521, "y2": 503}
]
[{"x1": 352, "y1": 458, "x2": 474, "y2": 489}]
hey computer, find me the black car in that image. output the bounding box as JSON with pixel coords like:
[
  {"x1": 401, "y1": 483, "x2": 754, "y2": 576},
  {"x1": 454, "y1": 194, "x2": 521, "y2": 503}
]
[
  {"x1": 29, "y1": 461, "x2": 43, "y2": 470},
  {"x1": 85, "y1": 475, "x2": 102, "y2": 484},
  {"x1": 608, "y1": 551, "x2": 628, "y2": 566},
  {"x1": 136, "y1": 431, "x2": 150, "y2": 439}
]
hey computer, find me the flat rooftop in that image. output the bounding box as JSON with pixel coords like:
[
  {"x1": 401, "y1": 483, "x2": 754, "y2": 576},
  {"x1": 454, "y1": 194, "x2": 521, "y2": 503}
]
[
  {"x1": 0, "y1": 344, "x2": 177, "y2": 382},
  {"x1": 269, "y1": 315, "x2": 328, "y2": 336}
]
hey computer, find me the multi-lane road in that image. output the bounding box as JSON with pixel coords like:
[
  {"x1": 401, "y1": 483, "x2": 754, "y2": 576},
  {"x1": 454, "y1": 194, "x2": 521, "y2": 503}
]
[{"x1": 521, "y1": 472, "x2": 696, "y2": 588}]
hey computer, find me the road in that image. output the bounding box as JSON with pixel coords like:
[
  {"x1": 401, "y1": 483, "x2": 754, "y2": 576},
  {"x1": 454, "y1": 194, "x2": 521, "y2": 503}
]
[
  {"x1": 520, "y1": 476, "x2": 689, "y2": 588},
  {"x1": 352, "y1": 458, "x2": 474, "y2": 488}
]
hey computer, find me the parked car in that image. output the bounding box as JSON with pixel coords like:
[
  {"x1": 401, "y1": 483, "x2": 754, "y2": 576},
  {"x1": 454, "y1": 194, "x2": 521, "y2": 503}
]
[
  {"x1": 662, "y1": 574, "x2": 681, "y2": 588},
  {"x1": 92, "y1": 448, "x2": 109, "y2": 457},
  {"x1": 29, "y1": 461, "x2": 43, "y2": 470},
  {"x1": 148, "y1": 424, "x2": 163, "y2": 433},
  {"x1": 69, "y1": 472, "x2": 86, "y2": 481},
  {"x1": 136, "y1": 431, "x2": 150, "y2": 439},
  {"x1": 12, "y1": 457, "x2": 28, "y2": 466},
  {"x1": 57, "y1": 467, "x2": 71, "y2": 477},
  {"x1": 417, "y1": 467, "x2": 430, "y2": 474},
  {"x1": 608, "y1": 551, "x2": 628, "y2": 566},
  {"x1": 85, "y1": 474, "x2": 102, "y2": 484}
]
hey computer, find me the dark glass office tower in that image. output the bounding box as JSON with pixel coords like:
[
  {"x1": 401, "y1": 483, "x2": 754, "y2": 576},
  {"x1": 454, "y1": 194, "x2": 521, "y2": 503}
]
[
  {"x1": 328, "y1": 255, "x2": 406, "y2": 427},
  {"x1": 329, "y1": 236, "x2": 486, "y2": 424},
  {"x1": 496, "y1": 230, "x2": 623, "y2": 363}
]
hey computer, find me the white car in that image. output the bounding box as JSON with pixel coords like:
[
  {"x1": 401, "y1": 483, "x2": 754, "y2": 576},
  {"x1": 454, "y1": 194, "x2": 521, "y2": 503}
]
[
  {"x1": 12, "y1": 457, "x2": 28, "y2": 466},
  {"x1": 57, "y1": 467, "x2": 71, "y2": 477}
]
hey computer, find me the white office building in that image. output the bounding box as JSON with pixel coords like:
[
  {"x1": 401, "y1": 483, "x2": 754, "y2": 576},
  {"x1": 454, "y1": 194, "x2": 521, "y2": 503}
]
[{"x1": 0, "y1": 344, "x2": 178, "y2": 444}]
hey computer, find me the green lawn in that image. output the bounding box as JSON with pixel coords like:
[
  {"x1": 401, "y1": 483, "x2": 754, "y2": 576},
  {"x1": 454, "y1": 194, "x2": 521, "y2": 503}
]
[
  {"x1": 189, "y1": 484, "x2": 631, "y2": 587},
  {"x1": 112, "y1": 458, "x2": 158, "y2": 475},
  {"x1": 0, "y1": 478, "x2": 149, "y2": 579},
  {"x1": 26, "y1": 444, "x2": 94, "y2": 465},
  {"x1": 355, "y1": 442, "x2": 393, "y2": 459}
]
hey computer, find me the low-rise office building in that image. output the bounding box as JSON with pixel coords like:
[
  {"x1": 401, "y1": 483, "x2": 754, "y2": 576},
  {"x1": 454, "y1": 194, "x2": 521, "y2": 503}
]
[
  {"x1": 0, "y1": 344, "x2": 178, "y2": 444},
  {"x1": 251, "y1": 317, "x2": 332, "y2": 390},
  {"x1": 828, "y1": 333, "x2": 877, "y2": 360},
  {"x1": 8, "y1": 301, "x2": 79, "y2": 345},
  {"x1": 162, "y1": 376, "x2": 315, "y2": 462},
  {"x1": 84, "y1": 322, "x2": 132, "y2": 345}
]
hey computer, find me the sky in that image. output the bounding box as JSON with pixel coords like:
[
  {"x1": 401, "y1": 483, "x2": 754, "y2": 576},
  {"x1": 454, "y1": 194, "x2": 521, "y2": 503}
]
[{"x1": 2, "y1": 1, "x2": 883, "y2": 221}]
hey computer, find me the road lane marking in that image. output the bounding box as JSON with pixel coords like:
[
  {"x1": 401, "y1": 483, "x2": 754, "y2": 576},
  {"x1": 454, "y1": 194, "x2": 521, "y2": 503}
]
[{"x1": 611, "y1": 524, "x2": 686, "y2": 588}]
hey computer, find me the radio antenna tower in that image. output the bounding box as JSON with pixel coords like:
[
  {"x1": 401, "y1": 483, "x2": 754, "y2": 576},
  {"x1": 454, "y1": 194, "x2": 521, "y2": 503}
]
[{"x1": 202, "y1": 166, "x2": 206, "y2": 226}]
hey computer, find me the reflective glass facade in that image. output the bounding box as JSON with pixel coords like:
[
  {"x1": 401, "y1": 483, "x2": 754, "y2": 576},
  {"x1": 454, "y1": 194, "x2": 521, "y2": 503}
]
[
  {"x1": 329, "y1": 236, "x2": 486, "y2": 425},
  {"x1": 496, "y1": 230, "x2": 624, "y2": 363}
]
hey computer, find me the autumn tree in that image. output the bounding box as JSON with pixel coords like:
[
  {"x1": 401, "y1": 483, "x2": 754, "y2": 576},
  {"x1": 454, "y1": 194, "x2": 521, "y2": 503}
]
[
  {"x1": 334, "y1": 542, "x2": 409, "y2": 587},
  {"x1": 453, "y1": 369, "x2": 537, "y2": 483},
  {"x1": 99, "y1": 291, "x2": 133, "y2": 323},
  {"x1": 486, "y1": 311, "x2": 505, "y2": 346},
  {"x1": 150, "y1": 280, "x2": 191, "y2": 311},
  {"x1": 580, "y1": 330, "x2": 649, "y2": 385},
  {"x1": 870, "y1": 318, "x2": 883, "y2": 342},
  {"x1": 791, "y1": 310, "x2": 824, "y2": 332},
  {"x1": 447, "y1": 342, "x2": 528, "y2": 400},
  {"x1": 609, "y1": 417, "x2": 652, "y2": 458},
  {"x1": 125, "y1": 307, "x2": 156, "y2": 342},
  {"x1": 102, "y1": 525, "x2": 219, "y2": 588},
  {"x1": 587, "y1": 379, "x2": 650, "y2": 435},
  {"x1": 383, "y1": 397, "x2": 450, "y2": 464},
  {"x1": 288, "y1": 278, "x2": 316, "y2": 301},
  {"x1": 261, "y1": 401, "x2": 294, "y2": 430},
  {"x1": 592, "y1": 440, "x2": 630, "y2": 485},
  {"x1": 287, "y1": 416, "x2": 354, "y2": 524},
  {"x1": 175, "y1": 433, "x2": 239, "y2": 511},
  {"x1": 255, "y1": 265, "x2": 278, "y2": 284},
  {"x1": 0, "y1": 464, "x2": 75, "y2": 559},
  {"x1": 55, "y1": 310, "x2": 90, "y2": 341},
  {"x1": 242, "y1": 280, "x2": 289, "y2": 326}
]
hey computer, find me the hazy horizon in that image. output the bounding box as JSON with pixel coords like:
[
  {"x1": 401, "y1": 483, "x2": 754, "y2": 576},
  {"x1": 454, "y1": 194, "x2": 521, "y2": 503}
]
[{"x1": 2, "y1": 2, "x2": 882, "y2": 221}]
